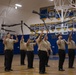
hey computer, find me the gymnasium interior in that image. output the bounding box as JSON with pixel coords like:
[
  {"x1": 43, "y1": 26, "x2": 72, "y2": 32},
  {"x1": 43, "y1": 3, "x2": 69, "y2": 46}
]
[{"x1": 0, "y1": 0, "x2": 76, "y2": 75}]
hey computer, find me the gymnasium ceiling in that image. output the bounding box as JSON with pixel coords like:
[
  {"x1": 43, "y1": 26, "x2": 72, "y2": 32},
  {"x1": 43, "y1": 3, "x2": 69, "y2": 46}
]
[
  {"x1": 0, "y1": 0, "x2": 54, "y2": 24},
  {"x1": 0, "y1": 0, "x2": 75, "y2": 34}
]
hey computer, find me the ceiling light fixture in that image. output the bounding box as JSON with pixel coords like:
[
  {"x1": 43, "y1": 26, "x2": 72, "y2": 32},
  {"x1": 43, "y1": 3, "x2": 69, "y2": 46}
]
[
  {"x1": 49, "y1": 0, "x2": 54, "y2": 1},
  {"x1": 15, "y1": 4, "x2": 22, "y2": 7},
  {"x1": 15, "y1": 4, "x2": 22, "y2": 9}
]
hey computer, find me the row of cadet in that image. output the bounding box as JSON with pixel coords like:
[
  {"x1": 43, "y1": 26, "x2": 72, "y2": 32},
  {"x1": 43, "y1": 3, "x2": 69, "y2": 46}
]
[{"x1": 2, "y1": 31, "x2": 76, "y2": 74}]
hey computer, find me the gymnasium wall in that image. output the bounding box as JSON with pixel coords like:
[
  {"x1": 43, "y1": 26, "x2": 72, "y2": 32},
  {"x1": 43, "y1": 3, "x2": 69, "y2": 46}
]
[
  {"x1": 0, "y1": 11, "x2": 76, "y2": 55},
  {"x1": 0, "y1": 32, "x2": 76, "y2": 55}
]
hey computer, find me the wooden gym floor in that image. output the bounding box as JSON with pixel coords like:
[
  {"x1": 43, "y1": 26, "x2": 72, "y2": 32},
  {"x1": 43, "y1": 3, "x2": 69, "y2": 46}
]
[{"x1": 0, "y1": 54, "x2": 76, "y2": 75}]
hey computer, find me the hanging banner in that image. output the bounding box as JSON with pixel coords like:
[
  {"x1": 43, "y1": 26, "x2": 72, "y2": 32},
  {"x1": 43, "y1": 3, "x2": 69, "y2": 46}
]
[
  {"x1": 39, "y1": 24, "x2": 45, "y2": 30},
  {"x1": 34, "y1": 24, "x2": 40, "y2": 32},
  {"x1": 55, "y1": 24, "x2": 61, "y2": 31},
  {"x1": 30, "y1": 21, "x2": 76, "y2": 35},
  {"x1": 51, "y1": 25, "x2": 55, "y2": 31},
  {"x1": 40, "y1": 6, "x2": 75, "y2": 19},
  {"x1": 66, "y1": 11, "x2": 74, "y2": 18},
  {"x1": 68, "y1": 24, "x2": 73, "y2": 31},
  {"x1": 40, "y1": 7, "x2": 47, "y2": 19}
]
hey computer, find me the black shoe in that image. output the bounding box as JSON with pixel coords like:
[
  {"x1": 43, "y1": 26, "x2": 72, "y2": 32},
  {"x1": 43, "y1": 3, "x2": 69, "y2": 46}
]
[
  {"x1": 44, "y1": 72, "x2": 47, "y2": 74},
  {"x1": 71, "y1": 67, "x2": 75, "y2": 68},
  {"x1": 39, "y1": 72, "x2": 44, "y2": 74},
  {"x1": 10, "y1": 69, "x2": 13, "y2": 71},
  {"x1": 31, "y1": 67, "x2": 34, "y2": 69},
  {"x1": 21, "y1": 64, "x2": 25, "y2": 65},
  {"x1": 46, "y1": 65, "x2": 50, "y2": 67},
  {"x1": 28, "y1": 67, "x2": 34, "y2": 69},
  {"x1": 59, "y1": 69, "x2": 65, "y2": 71},
  {"x1": 5, "y1": 69, "x2": 10, "y2": 72},
  {"x1": 69, "y1": 67, "x2": 75, "y2": 69},
  {"x1": 39, "y1": 72, "x2": 47, "y2": 74}
]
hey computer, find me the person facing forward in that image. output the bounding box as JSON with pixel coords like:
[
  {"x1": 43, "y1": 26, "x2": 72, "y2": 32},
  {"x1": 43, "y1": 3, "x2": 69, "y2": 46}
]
[
  {"x1": 20, "y1": 36, "x2": 26, "y2": 65},
  {"x1": 67, "y1": 32, "x2": 76, "y2": 68},
  {"x1": 57, "y1": 34, "x2": 67, "y2": 71},
  {"x1": 26, "y1": 38, "x2": 36, "y2": 69},
  {"x1": 36, "y1": 31, "x2": 48, "y2": 74},
  {"x1": 3, "y1": 33, "x2": 18, "y2": 72}
]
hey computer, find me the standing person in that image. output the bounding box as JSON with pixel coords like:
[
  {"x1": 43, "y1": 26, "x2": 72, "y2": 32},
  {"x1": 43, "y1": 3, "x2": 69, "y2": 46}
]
[
  {"x1": 67, "y1": 32, "x2": 76, "y2": 68},
  {"x1": 36, "y1": 31, "x2": 48, "y2": 74},
  {"x1": 3, "y1": 33, "x2": 18, "y2": 72},
  {"x1": 44, "y1": 35, "x2": 52, "y2": 67},
  {"x1": 26, "y1": 38, "x2": 36, "y2": 69},
  {"x1": 20, "y1": 36, "x2": 26, "y2": 65},
  {"x1": 57, "y1": 34, "x2": 67, "y2": 71}
]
